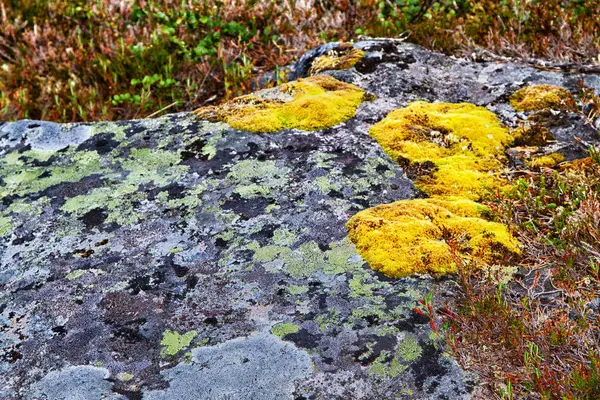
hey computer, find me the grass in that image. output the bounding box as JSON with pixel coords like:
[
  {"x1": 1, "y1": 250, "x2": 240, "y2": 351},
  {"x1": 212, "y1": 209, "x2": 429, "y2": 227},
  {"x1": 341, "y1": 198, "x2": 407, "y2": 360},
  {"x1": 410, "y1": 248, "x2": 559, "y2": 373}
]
[{"x1": 1, "y1": 0, "x2": 600, "y2": 122}]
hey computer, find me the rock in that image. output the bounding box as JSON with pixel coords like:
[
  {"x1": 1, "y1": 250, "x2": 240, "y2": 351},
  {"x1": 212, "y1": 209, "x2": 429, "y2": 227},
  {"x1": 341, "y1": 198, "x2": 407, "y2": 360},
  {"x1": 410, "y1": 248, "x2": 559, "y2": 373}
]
[{"x1": 1, "y1": 39, "x2": 599, "y2": 399}]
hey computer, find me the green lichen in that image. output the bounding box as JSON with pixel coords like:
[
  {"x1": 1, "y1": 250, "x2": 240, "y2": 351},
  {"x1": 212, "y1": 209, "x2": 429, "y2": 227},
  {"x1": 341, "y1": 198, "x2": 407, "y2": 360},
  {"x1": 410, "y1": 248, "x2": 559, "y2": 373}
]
[
  {"x1": 0, "y1": 216, "x2": 12, "y2": 237},
  {"x1": 273, "y1": 229, "x2": 297, "y2": 246},
  {"x1": 121, "y1": 148, "x2": 188, "y2": 187},
  {"x1": 0, "y1": 150, "x2": 104, "y2": 198},
  {"x1": 227, "y1": 160, "x2": 290, "y2": 199},
  {"x1": 60, "y1": 148, "x2": 188, "y2": 225},
  {"x1": 288, "y1": 285, "x2": 309, "y2": 295},
  {"x1": 315, "y1": 310, "x2": 341, "y2": 332},
  {"x1": 369, "y1": 350, "x2": 408, "y2": 378},
  {"x1": 348, "y1": 272, "x2": 383, "y2": 300},
  {"x1": 368, "y1": 336, "x2": 421, "y2": 378},
  {"x1": 315, "y1": 175, "x2": 340, "y2": 195},
  {"x1": 252, "y1": 244, "x2": 287, "y2": 263},
  {"x1": 323, "y1": 238, "x2": 363, "y2": 275},
  {"x1": 194, "y1": 75, "x2": 368, "y2": 133},
  {"x1": 283, "y1": 241, "x2": 327, "y2": 279},
  {"x1": 270, "y1": 322, "x2": 300, "y2": 338},
  {"x1": 93, "y1": 122, "x2": 127, "y2": 141},
  {"x1": 397, "y1": 335, "x2": 422, "y2": 362},
  {"x1": 116, "y1": 372, "x2": 134, "y2": 382},
  {"x1": 65, "y1": 270, "x2": 88, "y2": 280},
  {"x1": 160, "y1": 330, "x2": 198, "y2": 357}
]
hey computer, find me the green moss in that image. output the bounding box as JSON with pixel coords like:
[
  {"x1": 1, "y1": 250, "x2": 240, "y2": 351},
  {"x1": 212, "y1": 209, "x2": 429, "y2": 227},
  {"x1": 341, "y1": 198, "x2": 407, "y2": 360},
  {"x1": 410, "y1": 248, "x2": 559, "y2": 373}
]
[
  {"x1": 308, "y1": 44, "x2": 365, "y2": 75},
  {"x1": 347, "y1": 197, "x2": 520, "y2": 278},
  {"x1": 160, "y1": 330, "x2": 198, "y2": 357},
  {"x1": 510, "y1": 84, "x2": 571, "y2": 112},
  {"x1": 194, "y1": 75, "x2": 368, "y2": 133},
  {"x1": 526, "y1": 152, "x2": 565, "y2": 168},
  {"x1": 270, "y1": 322, "x2": 300, "y2": 338}
]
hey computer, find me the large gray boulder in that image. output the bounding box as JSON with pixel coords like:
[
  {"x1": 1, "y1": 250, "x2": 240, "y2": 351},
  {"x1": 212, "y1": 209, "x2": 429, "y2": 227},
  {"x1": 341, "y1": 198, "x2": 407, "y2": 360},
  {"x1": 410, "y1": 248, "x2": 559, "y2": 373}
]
[{"x1": 1, "y1": 39, "x2": 598, "y2": 399}]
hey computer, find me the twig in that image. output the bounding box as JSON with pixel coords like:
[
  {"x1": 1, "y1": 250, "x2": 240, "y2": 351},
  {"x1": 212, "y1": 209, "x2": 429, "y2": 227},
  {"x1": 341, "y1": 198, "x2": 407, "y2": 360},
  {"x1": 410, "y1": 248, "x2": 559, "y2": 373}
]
[{"x1": 145, "y1": 101, "x2": 178, "y2": 119}]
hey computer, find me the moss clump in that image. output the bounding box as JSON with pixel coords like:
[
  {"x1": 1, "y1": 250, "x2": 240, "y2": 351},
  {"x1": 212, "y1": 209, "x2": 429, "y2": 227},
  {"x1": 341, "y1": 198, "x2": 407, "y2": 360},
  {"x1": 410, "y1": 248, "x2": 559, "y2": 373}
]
[
  {"x1": 347, "y1": 197, "x2": 520, "y2": 278},
  {"x1": 348, "y1": 101, "x2": 521, "y2": 278},
  {"x1": 309, "y1": 44, "x2": 365, "y2": 75},
  {"x1": 369, "y1": 101, "x2": 513, "y2": 200},
  {"x1": 194, "y1": 75, "x2": 368, "y2": 133},
  {"x1": 526, "y1": 152, "x2": 565, "y2": 168},
  {"x1": 510, "y1": 84, "x2": 571, "y2": 112},
  {"x1": 511, "y1": 125, "x2": 555, "y2": 147}
]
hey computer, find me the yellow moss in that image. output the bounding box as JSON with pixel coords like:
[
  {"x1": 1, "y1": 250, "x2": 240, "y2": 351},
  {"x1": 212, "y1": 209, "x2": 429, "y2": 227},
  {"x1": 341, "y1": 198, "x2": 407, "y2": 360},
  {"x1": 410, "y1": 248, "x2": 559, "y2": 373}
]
[
  {"x1": 194, "y1": 75, "x2": 367, "y2": 133},
  {"x1": 511, "y1": 125, "x2": 555, "y2": 147},
  {"x1": 309, "y1": 44, "x2": 365, "y2": 75},
  {"x1": 526, "y1": 152, "x2": 565, "y2": 168},
  {"x1": 369, "y1": 102, "x2": 513, "y2": 200},
  {"x1": 346, "y1": 197, "x2": 520, "y2": 278},
  {"x1": 347, "y1": 101, "x2": 521, "y2": 278},
  {"x1": 510, "y1": 84, "x2": 571, "y2": 112}
]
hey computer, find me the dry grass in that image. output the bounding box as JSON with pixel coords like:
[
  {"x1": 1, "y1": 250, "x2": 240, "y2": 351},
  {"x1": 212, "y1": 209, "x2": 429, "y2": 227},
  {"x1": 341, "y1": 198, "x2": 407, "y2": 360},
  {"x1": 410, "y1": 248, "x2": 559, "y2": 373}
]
[{"x1": 1, "y1": 0, "x2": 599, "y2": 122}]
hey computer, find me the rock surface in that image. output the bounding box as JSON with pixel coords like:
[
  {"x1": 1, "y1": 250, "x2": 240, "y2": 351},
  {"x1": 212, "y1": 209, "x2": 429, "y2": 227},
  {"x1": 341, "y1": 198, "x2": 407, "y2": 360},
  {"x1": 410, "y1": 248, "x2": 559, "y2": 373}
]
[{"x1": 1, "y1": 39, "x2": 599, "y2": 399}]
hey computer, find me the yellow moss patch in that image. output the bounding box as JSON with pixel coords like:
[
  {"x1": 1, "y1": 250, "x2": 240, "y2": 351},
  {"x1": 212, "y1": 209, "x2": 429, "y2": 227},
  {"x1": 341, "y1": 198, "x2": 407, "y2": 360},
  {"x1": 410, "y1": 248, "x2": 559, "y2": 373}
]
[
  {"x1": 511, "y1": 125, "x2": 555, "y2": 147},
  {"x1": 526, "y1": 152, "x2": 565, "y2": 168},
  {"x1": 369, "y1": 101, "x2": 513, "y2": 200},
  {"x1": 194, "y1": 75, "x2": 368, "y2": 133},
  {"x1": 347, "y1": 197, "x2": 520, "y2": 278},
  {"x1": 510, "y1": 84, "x2": 571, "y2": 112},
  {"x1": 348, "y1": 101, "x2": 521, "y2": 278},
  {"x1": 309, "y1": 44, "x2": 365, "y2": 75}
]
